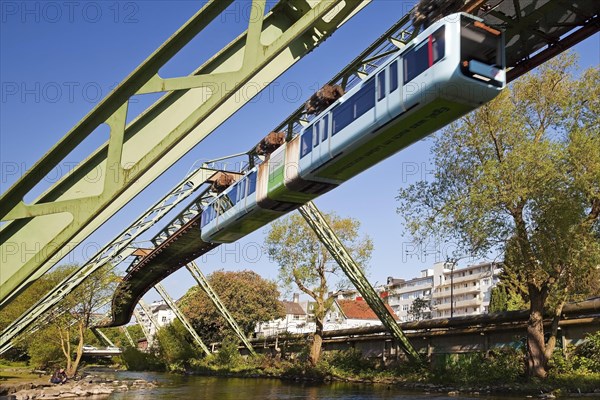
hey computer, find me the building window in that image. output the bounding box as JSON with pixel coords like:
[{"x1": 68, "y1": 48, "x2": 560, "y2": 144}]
[{"x1": 402, "y1": 304, "x2": 409, "y2": 311}]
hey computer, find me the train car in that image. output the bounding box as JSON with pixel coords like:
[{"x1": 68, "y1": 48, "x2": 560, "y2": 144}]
[
  {"x1": 200, "y1": 168, "x2": 283, "y2": 243},
  {"x1": 201, "y1": 12, "x2": 505, "y2": 243}
]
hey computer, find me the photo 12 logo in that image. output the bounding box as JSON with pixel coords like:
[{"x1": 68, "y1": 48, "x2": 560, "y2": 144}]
[{"x1": 1, "y1": 1, "x2": 140, "y2": 24}]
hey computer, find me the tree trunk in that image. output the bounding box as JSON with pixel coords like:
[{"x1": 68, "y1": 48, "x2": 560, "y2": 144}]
[
  {"x1": 309, "y1": 314, "x2": 324, "y2": 366},
  {"x1": 527, "y1": 284, "x2": 548, "y2": 378},
  {"x1": 68, "y1": 322, "x2": 85, "y2": 378}
]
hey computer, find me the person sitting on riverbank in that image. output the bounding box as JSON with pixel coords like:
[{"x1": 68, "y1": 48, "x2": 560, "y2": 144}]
[{"x1": 50, "y1": 368, "x2": 68, "y2": 384}]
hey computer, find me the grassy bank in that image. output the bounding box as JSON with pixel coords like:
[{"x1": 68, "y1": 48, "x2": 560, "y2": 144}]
[{"x1": 180, "y1": 348, "x2": 600, "y2": 396}]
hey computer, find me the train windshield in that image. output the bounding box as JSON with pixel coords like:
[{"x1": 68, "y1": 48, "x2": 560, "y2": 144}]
[{"x1": 461, "y1": 16, "x2": 504, "y2": 68}]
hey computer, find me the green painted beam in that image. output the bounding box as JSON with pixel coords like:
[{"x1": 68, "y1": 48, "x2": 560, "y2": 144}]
[
  {"x1": 298, "y1": 201, "x2": 420, "y2": 362},
  {"x1": 0, "y1": 0, "x2": 372, "y2": 305},
  {"x1": 186, "y1": 261, "x2": 256, "y2": 356},
  {"x1": 154, "y1": 282, "x2": 210, "y2": 355}
]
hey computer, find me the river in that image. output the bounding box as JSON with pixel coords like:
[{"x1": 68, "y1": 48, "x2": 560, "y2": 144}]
[{"x1": 96, "y1": 370, "x2": 579, "y2": 400}]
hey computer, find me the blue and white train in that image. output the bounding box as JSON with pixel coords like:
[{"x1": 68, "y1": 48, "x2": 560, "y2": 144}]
[{"x1": 200, "y1": 12, "x2": 506, "y2": 243}]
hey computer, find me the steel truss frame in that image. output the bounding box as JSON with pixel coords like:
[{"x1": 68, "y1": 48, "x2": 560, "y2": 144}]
[
  {"x1": 0, "y1": 167, "x2": 221, "y2": 352},
  {"x1": 0, "y1": 0, "x2": 372, "y2": 305},
  {"x1": 154, "y1": 282, "x2": 210, "y2": 355},
  {"x1": 186, "y1": 261, "x2": 257, "y2": 355},
  {"x1": 299, "y1": 201, "x2": 420, "y2": 362}
]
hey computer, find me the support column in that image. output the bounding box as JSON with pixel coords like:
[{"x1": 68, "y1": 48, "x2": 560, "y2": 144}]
[
  {"x1": 121, "y1": 326, "x2": 136, "y2": 348},
  {"x1": 298, "y1": 201, "x2": 420, "y2": 362},
  {"x1": 91, "y1": 327, "x2": 116, "y2": 348},
  {"x1": 133, "y1": 308, "x2": 153, "y2": 348},
  {"x1": 154, "y1": 282, "x2": 210, "y2": 355},
  {"x1": 186, "y1": 261, "x2": 256, "y2": 355}
]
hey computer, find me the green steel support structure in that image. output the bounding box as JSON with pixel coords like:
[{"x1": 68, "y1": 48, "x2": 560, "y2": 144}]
[
  {"x1": 186, "y1": 261, "x2": 256, "y2": 355},
  {"x1": 121, "y1": 326, "x2": 136, "y2": 348},
  {"x1": 298, "y1": 201, "x2": 420, "y2": 362},
  {"x1": 91, "y1": 328, "x2": 116, "y2": 348},
  {"x1": 0, "y1": 0, "x2": 371, "y2": 305},
  {"x1": 133, "y1": 309, "x2": 153, "y2": 348},
  {"x1": 154, "y1": 282, "x2": 210, "y2": 355},
  {"x1": 0, "y1": 167, "x2": 221, "y2": 352}
]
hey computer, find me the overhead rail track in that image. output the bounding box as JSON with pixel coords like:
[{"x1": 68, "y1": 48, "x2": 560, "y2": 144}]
[{"x1": 0, "y1": 0, "x2": 372, "y2": 305}]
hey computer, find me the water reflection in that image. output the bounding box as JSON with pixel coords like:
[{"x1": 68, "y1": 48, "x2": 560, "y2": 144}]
[{"x1": 104, "y1": 370, "x2": 580, "y2": 400}]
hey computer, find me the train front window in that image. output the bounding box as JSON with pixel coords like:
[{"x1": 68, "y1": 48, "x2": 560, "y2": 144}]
[
  {"x1": 403, "y1": 26, "x2": 445, "y2": 84},
  {"x1": 461, "y1": 17, "x2": 503, "y2": 73}
]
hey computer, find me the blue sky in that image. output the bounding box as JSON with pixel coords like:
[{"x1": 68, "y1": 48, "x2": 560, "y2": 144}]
[{"x1": 1, "y1": 1, "x2": 598, "y2": 305}]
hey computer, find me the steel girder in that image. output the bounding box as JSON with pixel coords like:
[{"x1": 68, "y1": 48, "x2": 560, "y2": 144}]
[
  {"x1": 154, "y1": 282, "x2": 210, "y2": 355},
  {"x1": 186, "y1": 261, "x2": 256, "y2": 356},
  {"x1": 121, "y1": 326, "x2": 136, "y2": 348},
  {"x1": 298, "y1": 201, "x2": 420, "y2": 362},
  {"x1": 133, "y1": 309, "x2": 153, "y2": 347},
  {"x1": 91, "y1": 328, "x2": 116, "y2": 348},
  {"x1": 0, "y1": 0, "x2": 371, "y2": 304},
  {"x1": 0, "y1": 167, "x2": 220, "y2": 352}
]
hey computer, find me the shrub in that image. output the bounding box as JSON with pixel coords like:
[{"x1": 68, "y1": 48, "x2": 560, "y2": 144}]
[{"x1": 214, "y1": 337, "x2": 241, "y2": 367}]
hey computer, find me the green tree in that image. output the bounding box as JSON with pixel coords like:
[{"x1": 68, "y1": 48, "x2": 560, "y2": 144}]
[
  {"x1": 265, "y1": 212, "x2": 373, "y2": 366},
  {"x1": 408, "y1": 297, "x2": 431, "y2": 321},
  {"x1": 179, "y1": 270, "x2": 284, "y2": 344},
  {"x1": 18, "y1": 265, "x2": 119, "y2": 376},
  {"x1": 156, "y1": 319, "x2": 200, "y2": 370},
  {"x1": 396, "y1": 54, "x2": 600, "y2": 378}
]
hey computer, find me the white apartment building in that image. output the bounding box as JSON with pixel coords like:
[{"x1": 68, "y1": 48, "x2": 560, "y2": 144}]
[
  {"x1": 430, "y1": 261, "x2": 501, "y2": 318},
  {"x1": 385, "y1": 269, "x2": 434, "y2": 322},
  {"x1": 385, "y1": 262, "x2": 501, "y2": 320},
  {"x1": 138, "y1": 300, "x2": 177, "y2": 339}
]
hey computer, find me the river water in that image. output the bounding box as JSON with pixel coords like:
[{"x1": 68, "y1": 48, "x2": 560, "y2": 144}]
[{"x1": 102, "y1": 370, "x2": 572, "y2": 400}]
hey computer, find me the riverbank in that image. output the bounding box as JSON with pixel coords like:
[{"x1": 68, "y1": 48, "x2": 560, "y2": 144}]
[
  {"x1": 184, "y1": 357, "x2": 600, "y2": 397},
  {"x1": 0, "y1": 366, "x2": 157, "y2": 399}
]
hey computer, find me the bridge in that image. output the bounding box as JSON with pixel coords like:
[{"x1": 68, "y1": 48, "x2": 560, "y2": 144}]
[
  {"x1": 82, "y1": 348, "x2": 123, "y2": 357},
  {"x1": 1, "y1": 0, "x2": 598, "y2": 359}
]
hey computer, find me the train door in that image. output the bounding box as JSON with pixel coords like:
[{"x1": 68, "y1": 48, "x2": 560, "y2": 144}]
[
  {"x1": 375, "y1": 70, "x2": 389, "y2": 127},
  {"x1": 317, "y1": 114, "x2": 331, "y2": 165},
  {"x1": 387, "y1": 59, "x2": 401, "y2": 117}
]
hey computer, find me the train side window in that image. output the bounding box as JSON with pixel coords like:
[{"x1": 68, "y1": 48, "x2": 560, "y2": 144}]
[
  {"x1": 377, "y1": 72, "x2": 385, "y2": 101},
  {"x1": 432, "y1": 26, "x2": 445, "y2": 63},
  {"x1": 229, "y1": 185, "x2": 238, "y2": 206},
  {"x1": 354, "y1": 79, "x2": 375, "y2": 118},
  {"x1": 247, "y1": 171, "x2": 257, "y2": 195},
  {"x1": 403, "y1": 40, "x2": 429, "y2": 84},
  {"x1": 389, "y1": 60, "x2": 398, "y2": 92},
  {"x1": 313, "y1": 122, "x2": 320, "y2": 148},
  {"x1": 322, "y1": 114, "x2": 329, "y2": 140},
  {"x1": 201, "y1": 206, "x2": 210, "y2": 227},
  {"x1": 239, "y1": 179, "x2": 246, "y2": 200},
  {"x1": 301, "y1": 126, "x2": 313, "y2": 157},
  {"x1": 332, "y1": 101, "x2": 353, "y2": 135}
]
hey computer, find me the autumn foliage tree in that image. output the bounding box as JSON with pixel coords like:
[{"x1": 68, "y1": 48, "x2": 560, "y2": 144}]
[
  {"x1": 265, "y1": 212, "x2": 373, "y2": 365},
  {"x1": 396, "y1": 54, "x2": 599, "y2": 378},
  {"x1": 179, "y1": 270, "x2": 284, "y2": 344}
]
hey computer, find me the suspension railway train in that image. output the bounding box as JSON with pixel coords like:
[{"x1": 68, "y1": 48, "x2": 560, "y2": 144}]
[{"x1": 200, "y1": 12, "x2": 506, "y2": 243}]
